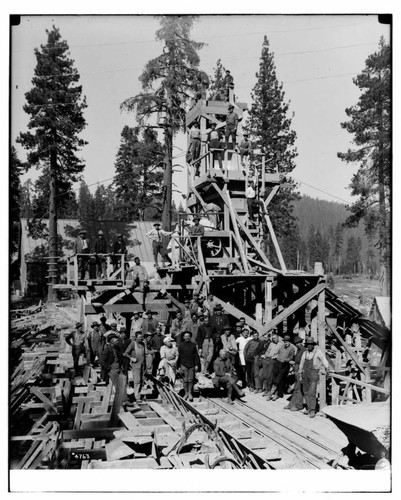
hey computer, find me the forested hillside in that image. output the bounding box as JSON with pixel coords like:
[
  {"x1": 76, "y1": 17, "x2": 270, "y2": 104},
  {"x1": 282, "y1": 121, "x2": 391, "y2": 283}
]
[{"x1": 276, "y1": 195, "x2": 379, "y2": 276}]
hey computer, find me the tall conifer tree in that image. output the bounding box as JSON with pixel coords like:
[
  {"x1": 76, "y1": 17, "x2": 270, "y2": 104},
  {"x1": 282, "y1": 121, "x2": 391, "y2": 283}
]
[
  {"x1": 246, "y1": 36, "x2": 299, "y2": 238},
  {"x1": 338, "y1": 38, "x2": 390, "y2": 294},
  {"x1": 17, "y1": 26, "x2": 87, "y2": 300}
]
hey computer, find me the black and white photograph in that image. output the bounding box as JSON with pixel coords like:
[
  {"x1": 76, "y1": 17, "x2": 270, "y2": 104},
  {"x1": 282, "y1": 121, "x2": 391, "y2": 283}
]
[{"x1": 7, "y1": 3, "x2": 395, "y2": 496}]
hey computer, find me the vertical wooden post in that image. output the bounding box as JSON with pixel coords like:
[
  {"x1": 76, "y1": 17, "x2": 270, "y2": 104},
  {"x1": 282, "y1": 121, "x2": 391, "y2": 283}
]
[
  {"x1": 73, "y1": 255, "x2": 78, "y2": 286},
  {"x1": 264, "y1": 279, "x2": 273, "y2": 324},
  {"x1": 318, "y1": 287, "x2": 327, "y2": 410}
]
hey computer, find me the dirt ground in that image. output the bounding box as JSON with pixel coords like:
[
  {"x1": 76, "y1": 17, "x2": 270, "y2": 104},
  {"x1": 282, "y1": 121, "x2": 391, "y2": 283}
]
[{"x1": 331, "y1": 275, "x2": 382, "y2": 315}]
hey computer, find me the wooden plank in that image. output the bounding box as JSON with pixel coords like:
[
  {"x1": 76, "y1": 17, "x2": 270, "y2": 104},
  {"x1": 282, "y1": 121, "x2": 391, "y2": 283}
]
[
  {"x1": 325, "y1": 320, "x2": 366, "y2": 375},
  {"x1": 30, "y1": 387, "x2": 58, "y2": 415},
  {"x1": 88, "y1": 457, "x2": 162, "y2": 469},
  {"x1": 62, "y1": 428, "x2": 123, "y2": 440},
  {"x1": 118, "y1": 411, "x2": 141, "y2": 429},
  {"x1": 212, "y1": 296, "x2": 261, "y2": 332},
  {"x1": 106, "y1": 438, "x2": 135, "y2": 461},
  {"x1": 147, "y1": 402, "x2": 183, "y2": 431}
]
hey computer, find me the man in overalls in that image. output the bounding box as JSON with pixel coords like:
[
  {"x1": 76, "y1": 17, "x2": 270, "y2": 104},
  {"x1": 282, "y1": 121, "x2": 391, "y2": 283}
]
[{"x1": 298, "y1": 337, "x2": 330, "y2": 418}]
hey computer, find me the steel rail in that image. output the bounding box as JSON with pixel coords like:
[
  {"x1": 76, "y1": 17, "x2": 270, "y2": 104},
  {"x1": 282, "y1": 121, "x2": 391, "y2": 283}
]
[{"x1": 208, "y1": 397, "x2": 330, "y2": 470}]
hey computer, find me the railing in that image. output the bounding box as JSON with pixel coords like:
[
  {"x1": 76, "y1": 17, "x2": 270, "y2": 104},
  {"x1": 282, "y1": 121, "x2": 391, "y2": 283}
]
[
  {"x1": 66, "y1": 253, "x2": 126, "y2": 286},
  {"x1": 329, "y1": 372, "x2": 390, "y2": 405}
]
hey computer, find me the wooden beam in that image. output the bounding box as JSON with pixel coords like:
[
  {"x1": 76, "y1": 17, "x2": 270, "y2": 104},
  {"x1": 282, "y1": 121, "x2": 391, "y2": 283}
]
[
  {"x1": 30, "y1": 387, "x2": 58, "y2": 415},
  {"x1": 261, "y1": 283, "x2": 326, "y2": 334},
  {"x1": 318, "y1": 288, "x2": 327, "y2": 409},
  {"x1": 329, "y1": 373, "x2": 390, "y2": 395},
  {"x1": 147, "y1": 402, "x2": 183, "y2": 432},
  {"x1": 263, "y1": 213, "x2": 287, "y2": 272},
  {"x1": 212, "y1": 296, "x2": 261, "y2": 332},
  {"x1": 325, "y1": 320, "x2": 366, "y2": 375}
]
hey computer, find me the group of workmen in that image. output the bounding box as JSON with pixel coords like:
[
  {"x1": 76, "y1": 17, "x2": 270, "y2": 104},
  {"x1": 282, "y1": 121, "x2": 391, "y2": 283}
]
[
  {"x1": 66, "y1": 293, "x2": 331, "y2": 417},
  {"x1": 187, "y1": 105, "x2": 251, "y2": 176}
]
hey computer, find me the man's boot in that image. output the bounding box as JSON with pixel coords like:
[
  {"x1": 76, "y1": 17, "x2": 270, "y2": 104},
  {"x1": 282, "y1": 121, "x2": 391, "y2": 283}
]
[{"x1": 188, "y1": 381, "x2": 194, "y2": 402}]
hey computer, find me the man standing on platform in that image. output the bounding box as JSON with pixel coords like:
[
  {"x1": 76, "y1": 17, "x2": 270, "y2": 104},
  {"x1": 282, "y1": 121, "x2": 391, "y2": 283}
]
[
  {"x1": 99, "y1": 334, "x2": 125, "y2": 391},
  {"x1": 177, "y1": 331, "x2": 200, "y2": 401},
  {"x1": 74, "y1": 229, "x2": 91, "y2": 280},
  {"x1": 260, "y1": 332, "x2": 283, "y2": 397},
  {"x1": 112, "y1": 233, "x2": 127, "y2": 275},
  {"x1": 87, "y1": 321, "x2": 105, "y2": 367},
  {"x1": 94, "y1": 230, "x2": 108, "y2": 279},
  {"x1": 224, "y1": 104, "x2": 239, "y2": 150},
  {"x1": 147, "y1": 222, "x2": 174, "y2": 268},
  {"x1": 236, "y1": 328, "x2": 250, "y2": 388},
  {"x1": 131, "y1": 256, "x2": 149, "y2": 293}
]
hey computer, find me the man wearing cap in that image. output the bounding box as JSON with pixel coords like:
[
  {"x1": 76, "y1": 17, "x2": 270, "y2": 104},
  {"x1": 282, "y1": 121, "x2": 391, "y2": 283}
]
[
  {"x1": 298, "y1": 337, "x2": 330, "y2": 418},
  {"x1": 141, "y1": 310, "x2": 158, "y2": 336},
  {"x1": 220, "y1": 326, "x2": 238, "y2": 366},
  {"x1": 147, "y1": 223, "x2": 174, "y2": 268},
  {"x1": 183, "y1": 299, "x2": 192, "y2": 322},
  {"x1": 117, "y1": 327, "x2": 131, "y2": 372},
  {"x1": 87, "y1": 321, "x2": 105, "y2": 366},
  {"x1": 268, "y1": 335, "x2": 296, "y2": 401},
  {"x1": 131, "y1": 256, "x2": 149, "y2": 292},
  {"x1": 197, "y1": 315, "x2": 214, "y2": 375},
  {"x1": 187, "y1": 122, "x2": 201, "y2": 175},
  {"x1": 224, "y1": 104, "x2": 239, "y2": 150},
  {"x1": 74, "y1": 230, "x2": 91, "y2": 280},
  {"x1": 284, "y1": 336, "x2": 306, "y2": 411},
  {"x1": 112, "y1": 234, "x2": 128, "y2": 275},
  {"x1": 94, "y1": 230, "x2": 108, "y2": 279},
  {"x1": 177, "y1": 331, "x2": 200, "y2": 401},
  {"x1": 107, "y1": 320, "x2": 118, "y2": 338},
  {"x1": 189, "y1": 292, "x2": 201, "y2": 316},
  {"x1": 213, "y1": 349, "x2": 245, "y2": 405},
  {"x1": 243, "y1": 330, "x2": 261, "y2": 391},
  {"x1": 253, "y1": 332, "x2": 271, "y2": 393},
  {"x1": 171, "y1": 310, "x2": 185, "y2": 346},
  {"x1": 130, "y1": 311, "x2": 143, "y2": 339},
  {"x1": 158, "y1": 336, "x2": 178, "y2": 387},
  {"x1": 186, "y1": 216, "x2": 205, "y2": 261},
  {"x1": 234, "y1": 321, "x2": 243, "y2": 339},
  {"x1": 124, "y1": 332, "x2": 147, "y2": 402},
  {"x1": 66, "y1": 322, "x2": 89, "y2": 372}
]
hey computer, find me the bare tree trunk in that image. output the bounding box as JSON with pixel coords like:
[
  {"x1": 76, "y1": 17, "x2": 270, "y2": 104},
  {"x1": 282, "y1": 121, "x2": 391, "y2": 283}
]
[{"x1": 48, "y1": 146, "x2": 58, "y2": 303}]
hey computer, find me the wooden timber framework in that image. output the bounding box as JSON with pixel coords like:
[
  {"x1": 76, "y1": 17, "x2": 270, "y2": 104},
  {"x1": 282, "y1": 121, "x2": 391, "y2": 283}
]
[{"x1": 53, "y1": 91, "x2": 390, "y2": 412}]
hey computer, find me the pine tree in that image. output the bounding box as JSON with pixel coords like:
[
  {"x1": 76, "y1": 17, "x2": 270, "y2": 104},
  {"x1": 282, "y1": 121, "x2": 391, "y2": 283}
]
[
  {"x1": 307, "y1": 224, "x2": 317, "y2": 271},
  {"x1": 78, "y1": 181, "x2": 95, "y2": 226},
  {"x1": 246, "y1": 36, "x2": 299, "y2": 238},
  {"x1": 333, "y1": 222, "x2": 344, "y2": 275},
  {"x1": 121, "y1": 16, "x2": 205, "y2": 230},
  {"x1": 338, "y1": 38, "x2": 390, "y2": 294},
  {"x1": 208, "y1": 59, "x2": 227, "y2": 101},
  {"x1": 114, "y1": 126, "x2": 164, "y2": 221},
  {"x1": 17, "y1": 26, "x2": 87, "y2": 301},
  {"x1": 10, "y1": 146, "x2": 24, "y2": 255}
]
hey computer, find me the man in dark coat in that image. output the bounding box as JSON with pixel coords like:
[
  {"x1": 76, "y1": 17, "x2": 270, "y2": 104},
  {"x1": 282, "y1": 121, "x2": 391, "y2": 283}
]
[
  {"x1": 112, "y1": 233, "x2": 128, "y2": 274},
  {"x1": 284, "y1": 336, "x2": 306, "y2": 411},
  {"x1": 177, "y1": 331, "x2": 200, "y2": 401},
  {"x1": 94, "y1": 230, "x2": 108, "y2": 279},
  {"x1": 213, "y1": 349, "x2": 245, "y2": 404},
  {"x1": 74, "y1": 230, "x2": 91, "y2": 279}
]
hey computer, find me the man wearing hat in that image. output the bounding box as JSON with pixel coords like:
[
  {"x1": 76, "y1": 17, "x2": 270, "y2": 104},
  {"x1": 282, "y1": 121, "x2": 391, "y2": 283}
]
[
  {"x1": 284, "y1": 336, "x2": 306, "y2": 411},
  {"x1": 222, "y1": 69, "x2": 234, "y2": 100},
  {"x1": 147, "y1": 222, "x2": 174, "y2": 268},
  {"x1": 74, "y1": 229, "x2": 91, "y2": 280},
  {"x1": 207, "y1": 122, "x2": 223, "y2": 170},
  {"x1": 124, "y1": 332, "x2": 147, "y2": 402},
  {"x1": 239, "y1": 133, "x2": 251, "y2": 167},
  {"x1": 183, "y1": 312, "x2": 200, "y2": 344},
  {"x1": 257, "y1": 332, "x2": 283, "y2": 395},
  {"x1": 112, "y1": 233, "x2": 128, "y2": 275},
  {"x1": 268, "y1": 335, "x2": 296, "y2": 401},
  {"x1": 187, "y1": 121, "x2": 201, "y2": 175},
  {"x1": 224, "y1": 104, "x2": 239, "y2": 150},
  {"x1": 183, "y1": 298, "x2": 192, "y2": 322},
  {"x1": 131, "y1": 256, "x2": 149, "y2": 292},
  {"x1": 197, "y1": 315, "x2": 214, "y2": 375},
  {"x1": 100, "y1": 334, "x2": 126, "y2": 398},
  {"x1": 236, "y1": 327, "x2": 250, "y2": 388},
  {"x1": 213, "y1": 349, "x2": 245, "y2": 405},
  {"x1": 177, "y1": 331, "x2": 200, "y2": 401},
  {"x1": 221, "y1": 326, "x2": 238, "y2": 366},
  {"x1": 298, "y1": 337, "x2": 330, "y2": 418},
  {"x1": 130, "y1": 311, "x2": 144, "y2": 339},
  {"x1": 243, "y1": 330, "x2": 261, "y2": 391},
  {"x1": 94, "y1": 229, "x2": 108, "y2": 279},
  {"x1": 210, "y1": 304, "x2": 230, "y2": 342},
  {"x1": 141, "y1": 310, "x2": 158, "y2": 336},
  {"x1": 87, "y1": 320, "x2": 105, "y2": 366},
  {"x1": 66, "y1": 322, "x2": 89, "y2": 372},
  {"x1": 157, "y1": 336, "x2": 178, "y2": 387}
]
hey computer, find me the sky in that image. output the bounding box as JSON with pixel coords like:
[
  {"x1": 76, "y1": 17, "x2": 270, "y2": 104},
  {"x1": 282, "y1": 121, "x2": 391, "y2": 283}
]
[{"x1": 10, "y1": 12, "x2": 390, "y2": 210}]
